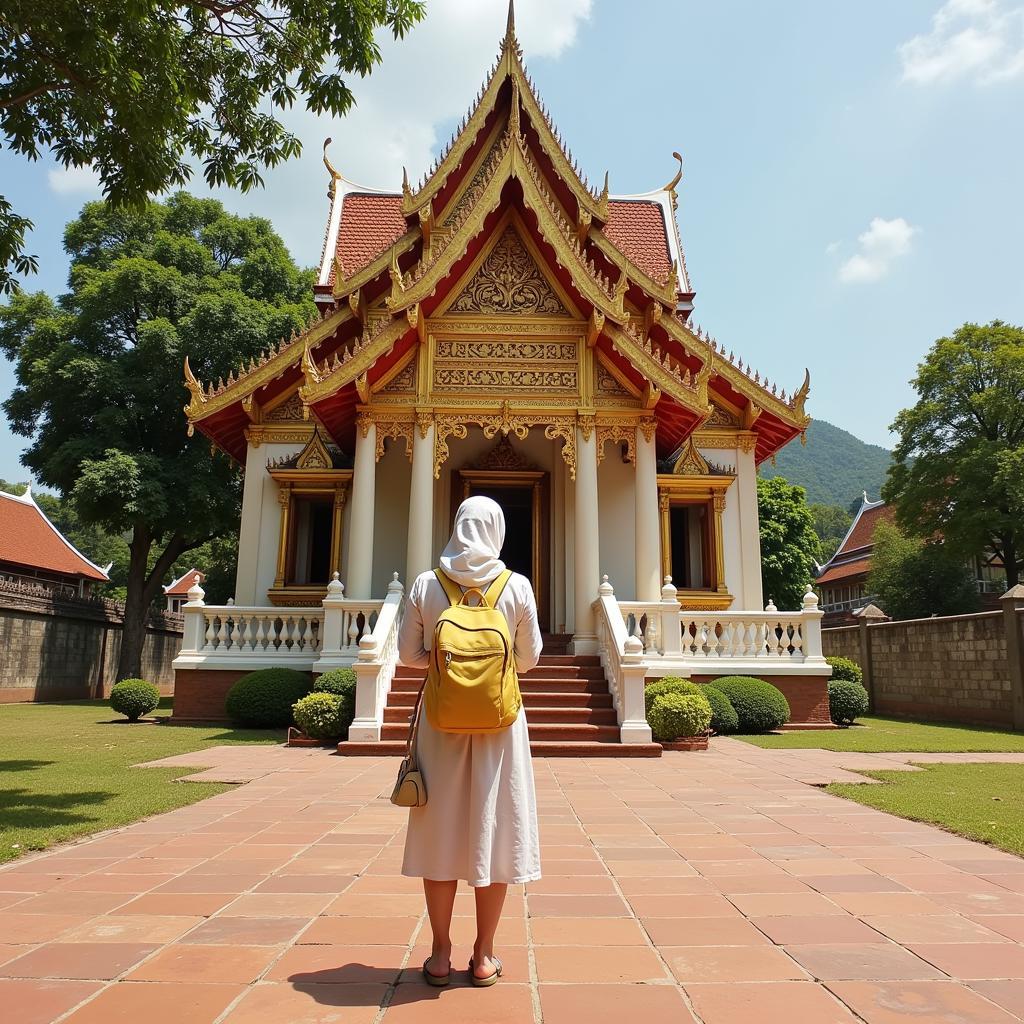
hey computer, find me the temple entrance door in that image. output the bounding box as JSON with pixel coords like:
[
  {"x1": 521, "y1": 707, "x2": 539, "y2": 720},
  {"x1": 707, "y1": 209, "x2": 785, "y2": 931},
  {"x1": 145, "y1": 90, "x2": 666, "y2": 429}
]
[{"x1": 454, "y1": 469, "x2": 549, "y2": 629}]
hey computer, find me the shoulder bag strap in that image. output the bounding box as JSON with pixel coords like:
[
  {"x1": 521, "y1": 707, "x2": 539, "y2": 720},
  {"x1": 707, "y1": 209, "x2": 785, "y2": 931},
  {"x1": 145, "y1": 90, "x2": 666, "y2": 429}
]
[
  {"x1": 405, "y1": 677, "x2": 427, "y2": 768},
  {"x1": 483, "y1": 568, "x2": 514, "y2": 608},
  {"x1": 433, "y1": 568, "x2": 463, "y2": 607}
]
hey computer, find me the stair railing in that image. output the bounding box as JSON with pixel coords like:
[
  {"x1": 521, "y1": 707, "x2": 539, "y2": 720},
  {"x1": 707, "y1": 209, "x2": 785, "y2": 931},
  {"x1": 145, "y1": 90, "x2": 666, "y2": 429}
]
[
  {"x1": 593, "y1": 576, "x2": 654, "y2": 744},
  {"x1": 344, "y1": 573, "x2": 405, "y2": 743}
]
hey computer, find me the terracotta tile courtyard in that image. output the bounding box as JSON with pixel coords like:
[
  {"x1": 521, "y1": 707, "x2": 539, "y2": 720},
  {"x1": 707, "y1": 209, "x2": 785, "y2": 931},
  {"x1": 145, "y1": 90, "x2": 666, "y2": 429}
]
[{"x1": 3, "y1": 739, "x2": 1024, "y2": 1023}]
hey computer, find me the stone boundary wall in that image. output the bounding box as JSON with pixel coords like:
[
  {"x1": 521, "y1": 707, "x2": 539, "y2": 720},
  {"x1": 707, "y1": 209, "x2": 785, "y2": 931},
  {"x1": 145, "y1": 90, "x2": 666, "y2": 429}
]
[
  {"x1": 0, "y1": 582, "x2": 183, "y2": 702},
  {"x1": 824, "y1": 603, "x2": 1024, "y2": 727}
]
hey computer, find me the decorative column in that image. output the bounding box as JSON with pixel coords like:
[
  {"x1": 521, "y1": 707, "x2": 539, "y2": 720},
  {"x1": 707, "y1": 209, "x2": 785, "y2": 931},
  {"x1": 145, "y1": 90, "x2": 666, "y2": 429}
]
[
  {"x1": 634, "y1": 423, "x2": 661, "y2": 602},
  {"x1": 406, "y1": 416, "x2": 435, "y2": 585},
  {"x1": 346, "y1": 417, "x2": 376, "y2": 599},
  {"x1": 572, "y1": 418, "x2": 600, "y2": 654},
  {"x1": 736, "y1": 440, "x2": 763, "y2": 608},
  {"x1": 272, "y1": 484, "x2": 292, "y2": 589}
]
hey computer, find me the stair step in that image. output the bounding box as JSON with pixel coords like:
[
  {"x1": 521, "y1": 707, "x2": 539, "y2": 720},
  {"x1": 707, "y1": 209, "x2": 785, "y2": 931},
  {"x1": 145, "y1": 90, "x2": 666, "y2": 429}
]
[
  {"x1": 379, "y1": 722, "x2": 622, "y2": 742},
  {"x1": 387, "y1": 690, "x2": 612, "y2": 709},
  {"x1": 389, "y1": 677, "x2": 608, "y2": 694},
  {"x1": 336, "y1": 740, "x2": 662, "y2": 758},
  {"x1": 392, "y1": 665, "x2": 605, "y2": 682},
  {"x1": 383, "y1": 705, "x2": 617, "y2": 725}
]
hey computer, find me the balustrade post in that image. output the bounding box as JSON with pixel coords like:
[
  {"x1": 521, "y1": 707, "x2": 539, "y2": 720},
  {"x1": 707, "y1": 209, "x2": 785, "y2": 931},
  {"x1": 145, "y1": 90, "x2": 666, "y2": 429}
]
[
  {"x1": 179, "y1": 575, "x2": 207, "y2": 654},
  {"x1": 659, "y1": 576, "x2": 682, "y2": 657},
  {"x1": 620, "y1": 634, "x2": 653, "y2": 744},
  {"x1": 316, "y1": 573, "x2": 347, "y2": 669},
  {"x1": 1000, "y1": 585, "x2": 1024, "y2": 730},
  {"x1": 801, "y1": 584, "x2": 827, "y2": 664}
]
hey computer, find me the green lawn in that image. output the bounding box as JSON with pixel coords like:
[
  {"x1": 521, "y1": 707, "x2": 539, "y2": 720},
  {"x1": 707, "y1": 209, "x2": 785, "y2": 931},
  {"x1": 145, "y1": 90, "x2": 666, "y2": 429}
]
[
  {"x1": 736, "y1": 715, "x2": 1024, "y2": 753},
  {"x1": 0, "y1": 699, "x2": 281, "y2": 863},
  {"x1": 828, "y1": 763, "x2": 1024, "y2": 857}
]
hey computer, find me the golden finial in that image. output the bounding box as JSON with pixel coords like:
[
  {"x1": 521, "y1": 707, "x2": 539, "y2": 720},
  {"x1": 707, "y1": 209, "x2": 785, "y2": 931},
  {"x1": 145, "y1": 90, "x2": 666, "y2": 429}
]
[
  {"x1": 402, "y1": 166, "x2": 412, "y2": 203},
  {"x1": 183, "y1": 356, "x2": 205, "y2": 409},
  {"x1": 664, "y1": 151, "x2": 683, "y2": 194},
  {"x1": 506, "y1": 0, "x2": 516, "y2": 41},
  {"x1": 792, "y1": 368, "x2": 811, "y2": 418},
  {"x1": 323, "y1": 138, "x2": 341, "y2": 199}
]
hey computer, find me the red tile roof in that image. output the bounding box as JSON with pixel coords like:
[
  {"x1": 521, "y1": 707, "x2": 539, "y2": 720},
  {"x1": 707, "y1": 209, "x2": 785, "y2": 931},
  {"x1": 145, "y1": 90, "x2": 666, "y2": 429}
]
[
  {"x1": 0, "y1": 490, "x2": 109, "y2": 581},
  {"x1": 816, "y1": 557, "x2": 871, "y2": 586},
  {"x1": 837, "y1": 503, "x2": 895, "y2": 558},
  {"x1": 326, "y1": 194, "x2": 675, "y2": 291},
  {"x1": 164, "y1": 568, "x2": 205, "y2": 597},
  {"x1": 603, "y1": 200, "x2": 672, "y2": 282},
  {"x1": 332, "y1": 193, "x2": 406, "y2": 285}
]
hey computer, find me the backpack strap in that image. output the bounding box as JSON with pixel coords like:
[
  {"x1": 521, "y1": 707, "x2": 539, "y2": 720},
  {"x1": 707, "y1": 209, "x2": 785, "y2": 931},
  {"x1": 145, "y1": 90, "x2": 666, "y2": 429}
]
[
  {"x1": 483, "y1": 568, "x2": 514, "y2": 608},
  {"x1": 433, "y1": 568, "x2": 463, "y2": 607}
]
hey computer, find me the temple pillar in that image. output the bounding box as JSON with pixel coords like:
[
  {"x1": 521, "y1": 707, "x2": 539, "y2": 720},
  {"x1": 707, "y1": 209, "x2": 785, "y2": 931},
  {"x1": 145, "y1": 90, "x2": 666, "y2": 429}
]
[
  {"x1": 406, "y1": 418, "x2": 435, "y2": 585},
  {"x1": 346, "y1": 419, "x2": 376, "y2": 599},
  {"x1": 572, "y1": 422, "x2": 600, "y2": 654},
  {"x1": 634, "y1": 424, "x2": 661, "y2": 602},
  {"x1": 736, "y1": 442, "x2": 763, "y2": 608}
]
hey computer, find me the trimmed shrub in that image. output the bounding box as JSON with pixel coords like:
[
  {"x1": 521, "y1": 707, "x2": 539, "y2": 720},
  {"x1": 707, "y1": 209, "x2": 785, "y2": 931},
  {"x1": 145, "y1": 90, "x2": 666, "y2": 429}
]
[
  {"x1": 829, "y1": 680, "x2": 870, "y2": 726},
  {"x1": 644, "y1": 676, "x2": 706, "y2": 716},
  {"x1": 225, "y1": 668, "x2": 312, "y2": 728},
  {"x1": 702, "y1": 685, "x2": 739, "y2": 735},
  {"x1": 312, "y1": 668, "x2": 357, "y2": 738},
  {"x1": 648, "y1": 693, "x2": 713, "y2": 742},
  {"x1": 826, "y1": 656, "x2": 863, "y2": 686},
  {"x1": 110, "y1": 678, "x2": 160, "y2": 722},
  {"x1": 293, "y1": 692, "x2": 347, "y2": 741},
  {"x1": 711, "y1": 676, "x2": 790, "y2": 734}
]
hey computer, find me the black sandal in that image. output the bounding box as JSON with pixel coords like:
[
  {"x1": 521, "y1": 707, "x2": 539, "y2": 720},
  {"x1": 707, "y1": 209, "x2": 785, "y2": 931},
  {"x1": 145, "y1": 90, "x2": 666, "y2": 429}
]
[
  {"x1": 422, "y1": 958, "x2": 451, "y2": 987},
  {"x1": 469, "y1": 955, "x2": 503, "y2": 987}
]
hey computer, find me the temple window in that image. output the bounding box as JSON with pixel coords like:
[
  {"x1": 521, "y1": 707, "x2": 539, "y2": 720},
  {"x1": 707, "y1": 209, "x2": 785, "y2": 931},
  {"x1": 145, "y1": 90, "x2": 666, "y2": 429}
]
[{"x1": 288, "y1": 495, "x2": 335, "y2": 586}]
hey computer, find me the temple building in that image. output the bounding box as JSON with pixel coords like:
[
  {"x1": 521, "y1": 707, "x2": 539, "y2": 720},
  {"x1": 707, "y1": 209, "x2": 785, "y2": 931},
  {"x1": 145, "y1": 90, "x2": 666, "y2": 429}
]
[{"x1": 176, "y1": 6, "x2": 832, "y2": 745}]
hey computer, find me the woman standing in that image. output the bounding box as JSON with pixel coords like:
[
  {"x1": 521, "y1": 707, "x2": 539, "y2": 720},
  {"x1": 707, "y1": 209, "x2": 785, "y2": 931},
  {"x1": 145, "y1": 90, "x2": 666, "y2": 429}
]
[{"x1": 398, "y1": 495, "x2": 543, "y2": 987}]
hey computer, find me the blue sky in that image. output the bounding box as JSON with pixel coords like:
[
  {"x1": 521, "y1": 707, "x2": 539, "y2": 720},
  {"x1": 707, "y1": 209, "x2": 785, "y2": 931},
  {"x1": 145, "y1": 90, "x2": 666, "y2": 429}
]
[{"x1": 2, "y1": 0, "x2": 1022, "y2": 485}]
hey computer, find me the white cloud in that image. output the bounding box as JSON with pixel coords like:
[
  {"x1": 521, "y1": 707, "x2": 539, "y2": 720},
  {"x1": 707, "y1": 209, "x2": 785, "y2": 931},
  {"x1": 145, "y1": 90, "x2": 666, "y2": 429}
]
[
  {"x1": 47, "y1": 164, "x2": 101, "y2": 196},
  {"x1": 899, "y1": 0, "x2": 1024, "y2": 84},
  {"x1": 202, "y1": 0, "x2": 592, "y2": 265},
  {"x1": 825, "y1": 240, "x2": 841, "y2": 255},
  {"x1": 838, "y1": 217, "x2": 918, "y2": 283}
]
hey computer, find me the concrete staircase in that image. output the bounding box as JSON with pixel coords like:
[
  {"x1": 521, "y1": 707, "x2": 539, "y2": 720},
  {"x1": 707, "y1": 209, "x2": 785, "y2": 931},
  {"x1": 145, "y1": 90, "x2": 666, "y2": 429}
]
[{"x1": 336, "y1": 653, "x2": 662, "y2": 757}]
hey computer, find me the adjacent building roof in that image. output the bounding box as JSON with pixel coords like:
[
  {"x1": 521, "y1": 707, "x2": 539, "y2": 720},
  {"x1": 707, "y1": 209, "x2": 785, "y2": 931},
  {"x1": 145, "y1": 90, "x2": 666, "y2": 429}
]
[
  {"x1": 0, "y1": 486, "x2": 110, "y2": 582},
  {"x1": 816, "y1": 493, "x2": 895, "y2": 586},
  {"x1": 164, "y1": 568, "x2": 205, "y2": 597}
]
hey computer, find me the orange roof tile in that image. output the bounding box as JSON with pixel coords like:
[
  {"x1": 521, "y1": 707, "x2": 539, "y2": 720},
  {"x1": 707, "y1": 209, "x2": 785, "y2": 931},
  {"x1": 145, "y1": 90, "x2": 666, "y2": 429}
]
[
  {"x1": 0, "y1": 490, "x2": 109, "y2": 581},
  {"x1": 164, "y1": 568, "x2": 205, "y2": 597},
  {"x1": 816, "y1": 557, "x2": 871, "y2": 585},
  {"x1": 332, "y1": 193, "x2": 406, "y2": 285},
  {"x1": 837, "y1": 503, "x2": 894, "y2": 558},
  {"x1": 603, "y1": 200, "x2": 673, "y2": 282}
]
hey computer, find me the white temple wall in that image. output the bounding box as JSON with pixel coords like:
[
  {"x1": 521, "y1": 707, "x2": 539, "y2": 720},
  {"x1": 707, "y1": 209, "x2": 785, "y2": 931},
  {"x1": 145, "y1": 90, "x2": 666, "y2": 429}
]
[
  {"x1": 371, "y1": 439, "x2": 411, "y2": 596},
  {"x1": 597, "y1": 452, "x2": 636, "y2": 601}
]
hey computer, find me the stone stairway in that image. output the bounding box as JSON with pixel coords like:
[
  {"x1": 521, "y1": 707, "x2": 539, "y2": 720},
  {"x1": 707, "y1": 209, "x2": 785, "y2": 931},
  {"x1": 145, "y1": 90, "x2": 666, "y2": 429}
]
[{"x1": 336, "y1": 653, "x2": 662, "y2": 757}]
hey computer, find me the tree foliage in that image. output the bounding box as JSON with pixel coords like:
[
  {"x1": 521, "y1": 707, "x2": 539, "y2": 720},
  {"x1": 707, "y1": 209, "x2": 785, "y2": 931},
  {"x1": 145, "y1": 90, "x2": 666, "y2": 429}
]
[
  {"x1": 0, "y1": 193, "x2": 316, "y2": 677},
  {"x1": 883, "y1": 321, "x2": 1024, "y2": 587},
  {"x1": 757, "y1": 476, "x2": 820, "y2": 610},
  {"x1": 867, "y1": 519, "x2": 980, "y2": 621},
  {"x1": 809, "y1": 502, "x2": 853, "y2": 563},
  {"x1": 0, "y1": 0, "x2": 424, "y2": 292}
]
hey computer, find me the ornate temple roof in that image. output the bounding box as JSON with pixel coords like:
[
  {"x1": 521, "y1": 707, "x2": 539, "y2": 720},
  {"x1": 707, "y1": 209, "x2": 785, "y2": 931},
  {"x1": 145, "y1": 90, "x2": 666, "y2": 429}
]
[
  {"x1": 184, "y1": 1, "x2": 811, "y2": 467},
  {"x1": 815, "y1": 495, "x2": 894, "y2": 585},
  {"x1": 0, "y1": 487, "x2": 109, "y2": 582},
  {"x1": 164, "y1": 568, "x2": 204, "y2": 597}
]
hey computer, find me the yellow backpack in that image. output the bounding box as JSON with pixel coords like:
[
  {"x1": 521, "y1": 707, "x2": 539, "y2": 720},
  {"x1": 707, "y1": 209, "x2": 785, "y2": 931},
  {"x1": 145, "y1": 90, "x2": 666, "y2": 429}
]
[{"x1": 425, "y1": 568, "x2": 522, "y2": 734}]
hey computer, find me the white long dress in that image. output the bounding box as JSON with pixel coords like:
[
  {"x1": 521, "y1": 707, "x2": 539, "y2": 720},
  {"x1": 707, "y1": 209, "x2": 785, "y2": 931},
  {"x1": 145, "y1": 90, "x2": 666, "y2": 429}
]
[{"x1": 398, "y1": 569, "x2": 543, "y2": 887}]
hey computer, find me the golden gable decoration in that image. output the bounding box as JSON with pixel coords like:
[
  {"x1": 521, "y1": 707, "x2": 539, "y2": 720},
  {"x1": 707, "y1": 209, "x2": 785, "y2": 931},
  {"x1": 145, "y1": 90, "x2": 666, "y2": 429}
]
[
  {"x1": 264, "y1": 393, "x2": 304, "y2": 421},
  {"x1": 295, "y1": 428, "x2": 333, "y2": 470},
  {"x1": 471, "y1": 435, "x2": 539, "y2": 471},
  {"x1": 671, "y1": 437, "x2": 711, "y2": 476},
  {"x1": 450, "y1": 225, "x2": 568, "y2": 316}
]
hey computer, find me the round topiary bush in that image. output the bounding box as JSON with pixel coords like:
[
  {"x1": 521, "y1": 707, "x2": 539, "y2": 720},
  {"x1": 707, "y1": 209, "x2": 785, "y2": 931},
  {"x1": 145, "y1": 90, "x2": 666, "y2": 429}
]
[
  {"x1": 829, "y1": 680, "x2": 870, "y2": 726},
  {"x1": 826, "y1": 656, "x2": 864, "y2": 686},
  {"x1": 293, "y1": 692, "x2": 347, "y2": 741},
  {"x1": 312, "y1": 668, "x2": 357, "y2": 738},
  {"x1": 110, "y1": 678, "x2": 160, "y2": 722},
  {"x1": 644, "y1": 676, "x2": 706, "y2": 716},
  {"x1": 710, "y1": 676, "x2": 790, "y2": 734},
  {"x1": 702, "y1": 685, "x2": 739, "y2": 735},
  {"x1": 225, "y1": 668, "x2": 312, "y2": 728},
  {"x1": 648, "y1": 693, "x2": 713, "y2": 742}
]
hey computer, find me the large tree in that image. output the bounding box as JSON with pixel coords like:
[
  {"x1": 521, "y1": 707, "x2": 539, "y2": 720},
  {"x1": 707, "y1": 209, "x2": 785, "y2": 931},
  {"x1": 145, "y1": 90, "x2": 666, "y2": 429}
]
[
  {"x1": 0, "y1": 193, "x2": 316, "y2": 679},
  {"x1": 757, "y1": 476, "x2": 821, "y2": 610},
  {"x1": 0, "y1": 0, "x2": 424, "y2": 293},
  {"x1": 867, "y1": 519, "x2": 979, "y2": 621},
  {"x1": 809, "y1": 502, "x2": 853, "y2": 563},
  {"x1": 883, "y1": 321, "x2": 1024, "y2": 587}
]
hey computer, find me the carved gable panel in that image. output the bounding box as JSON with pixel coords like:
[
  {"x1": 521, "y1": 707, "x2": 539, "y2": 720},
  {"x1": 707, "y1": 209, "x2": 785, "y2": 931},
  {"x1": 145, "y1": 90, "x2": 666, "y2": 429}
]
[
  {"x1": 264, "y1": 392, "x2": 304, "y2": 421},
  {"x1": 450, "y1": 225, "x2": 568, "y2": 316}
]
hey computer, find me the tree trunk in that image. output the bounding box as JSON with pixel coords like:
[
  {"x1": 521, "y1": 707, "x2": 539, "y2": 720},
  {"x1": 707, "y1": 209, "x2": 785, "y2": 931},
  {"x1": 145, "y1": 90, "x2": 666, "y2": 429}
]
[
  {"x1": 1005, "y1": 535, "x2": 1020, "y2": 589},
  {"x1": 115, "y1": 527, "x2": 188, "y2": 681}
]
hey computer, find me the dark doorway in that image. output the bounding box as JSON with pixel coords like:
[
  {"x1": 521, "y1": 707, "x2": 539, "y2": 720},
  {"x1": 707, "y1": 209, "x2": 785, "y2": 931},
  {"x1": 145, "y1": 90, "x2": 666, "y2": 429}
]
[{"x1": 473, "y1": 485, "x2": 533, "y2": 583}]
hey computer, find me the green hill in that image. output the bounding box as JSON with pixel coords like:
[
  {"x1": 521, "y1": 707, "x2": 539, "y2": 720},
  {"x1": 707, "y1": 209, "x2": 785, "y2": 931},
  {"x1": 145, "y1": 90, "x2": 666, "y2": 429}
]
[{"x1": 760, "y1": 420, "x2": 892, "y2": 510}]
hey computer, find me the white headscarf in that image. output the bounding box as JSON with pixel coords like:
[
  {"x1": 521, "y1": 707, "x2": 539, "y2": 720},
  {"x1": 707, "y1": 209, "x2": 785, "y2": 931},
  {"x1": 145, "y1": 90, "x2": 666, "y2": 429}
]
[{"x1": 439, "y1": 495, "x2": 506, "y2": 588}]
